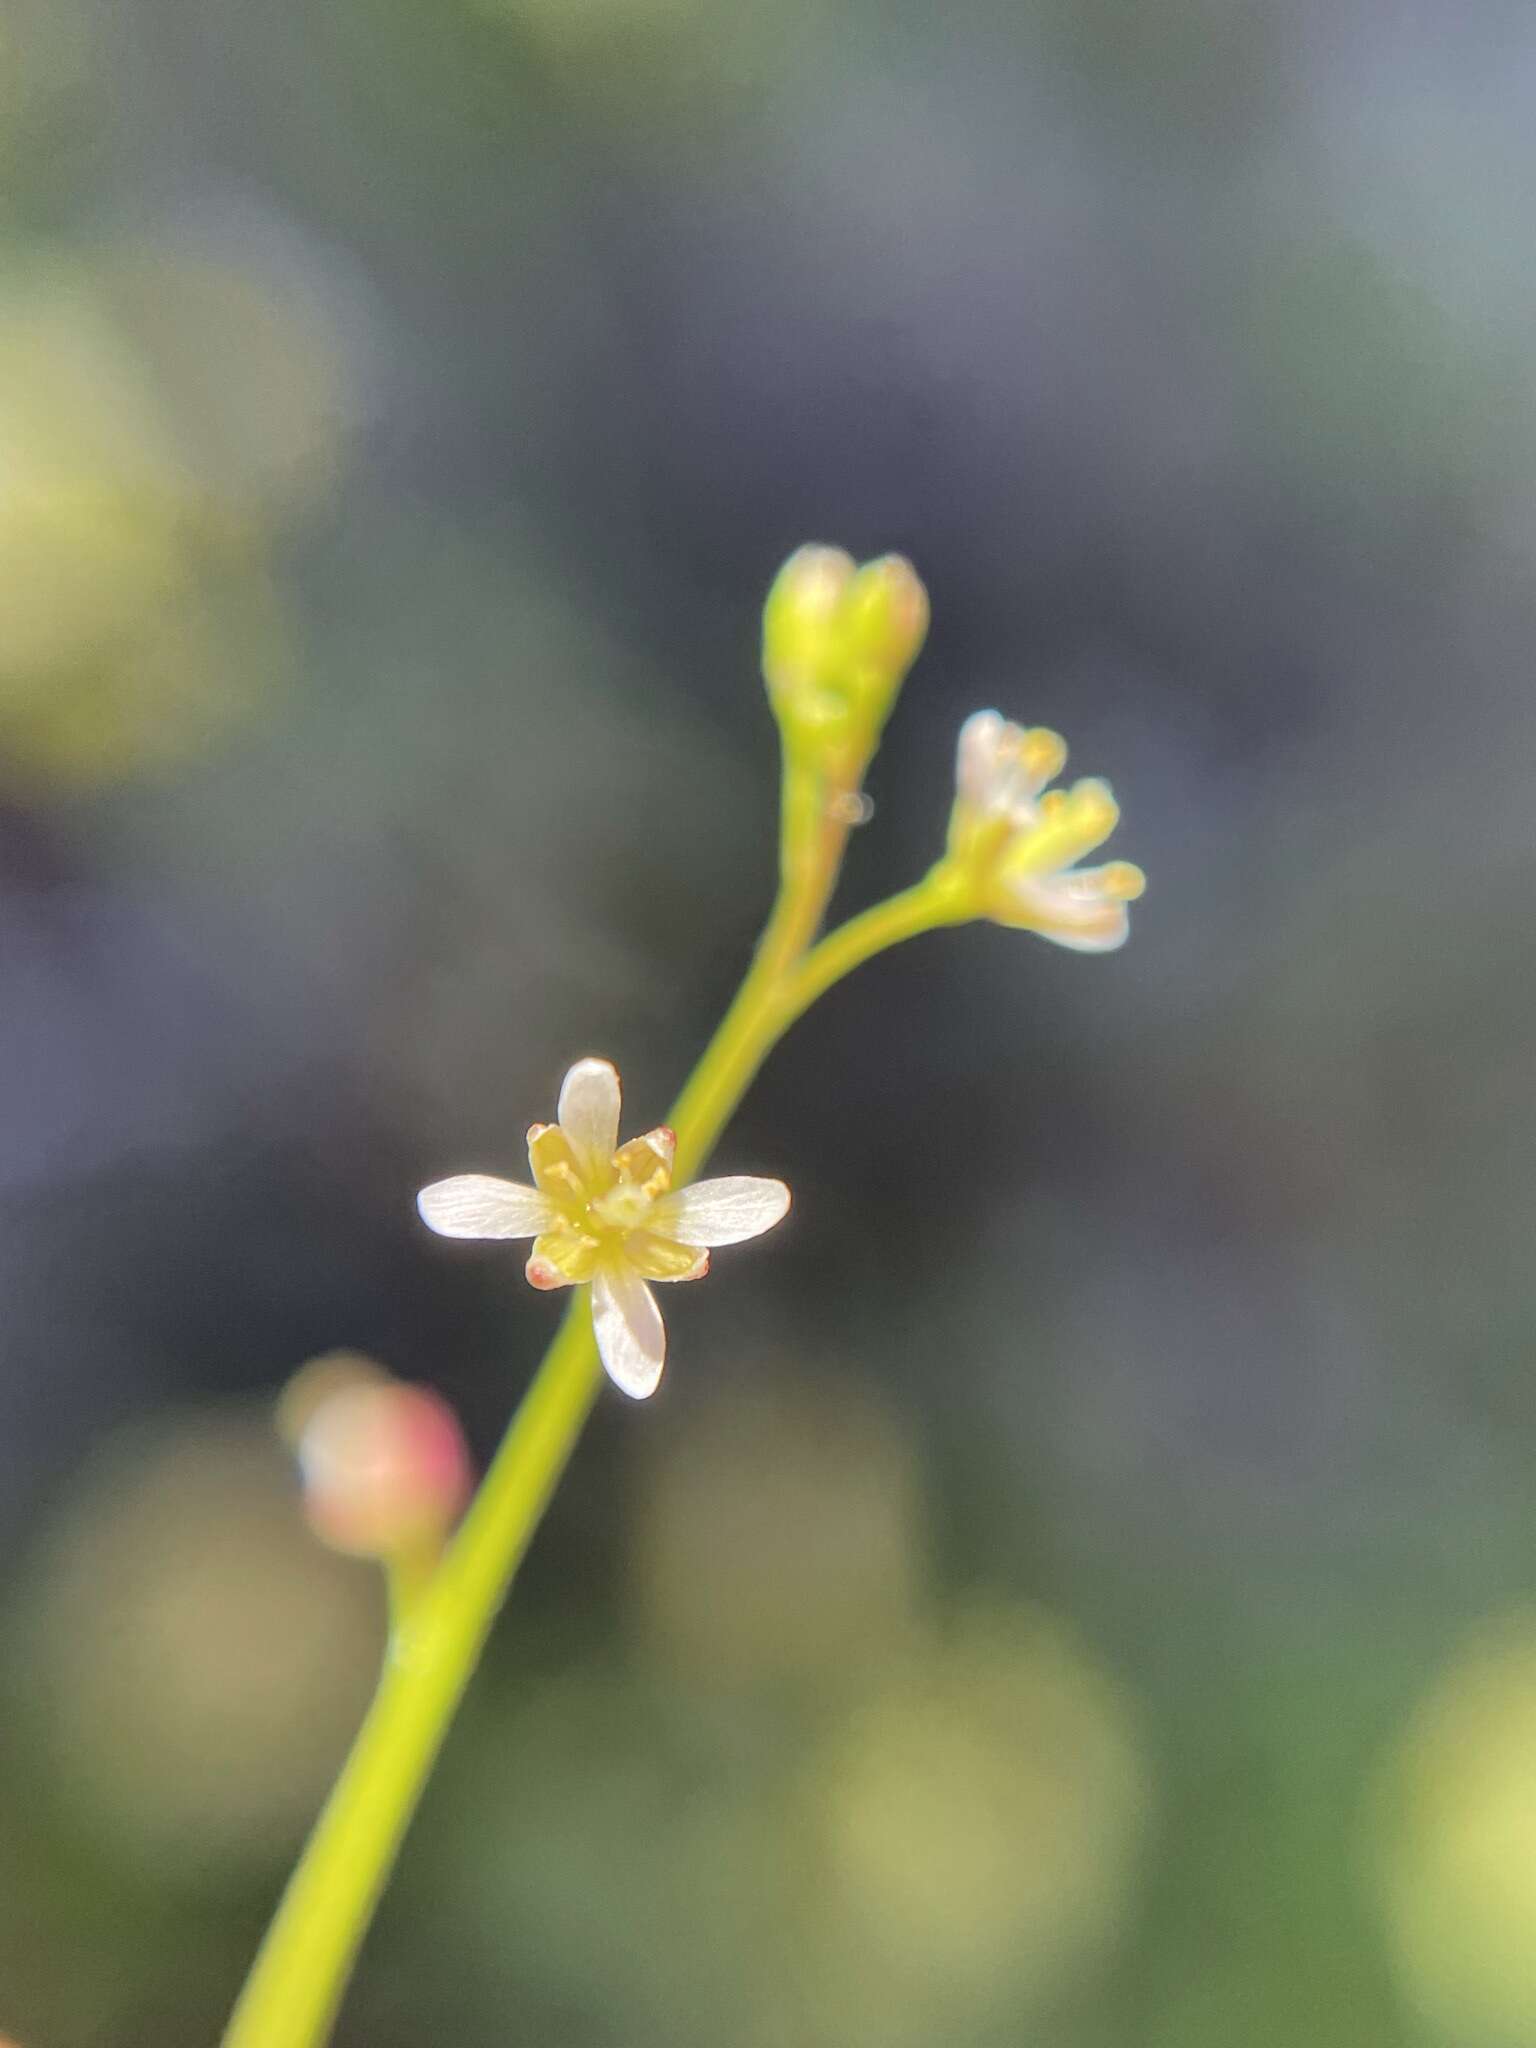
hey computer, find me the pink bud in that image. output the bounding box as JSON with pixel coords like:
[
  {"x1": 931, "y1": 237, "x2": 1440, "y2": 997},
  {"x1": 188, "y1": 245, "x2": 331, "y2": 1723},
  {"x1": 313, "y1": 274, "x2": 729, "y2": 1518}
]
[{"x1": 294, "y1": 1377, "x2": 471, "y2": 1559}]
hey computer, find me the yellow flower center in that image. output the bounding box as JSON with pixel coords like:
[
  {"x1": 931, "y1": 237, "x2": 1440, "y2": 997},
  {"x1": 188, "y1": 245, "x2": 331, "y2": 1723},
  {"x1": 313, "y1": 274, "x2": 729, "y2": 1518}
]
[
  {"x1": 590, "y1": 1182, "x2": 655, "y2": 1234},
  {"x1": 524, "y1": 1121, "x2": 688, "y2": 1288}
]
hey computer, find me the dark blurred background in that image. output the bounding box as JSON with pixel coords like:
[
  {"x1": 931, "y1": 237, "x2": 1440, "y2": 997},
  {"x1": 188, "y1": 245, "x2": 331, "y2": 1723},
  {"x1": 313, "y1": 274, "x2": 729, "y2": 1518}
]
[{"x1": 4, "y1": 0, "x2": 1536, "y2": 2042}]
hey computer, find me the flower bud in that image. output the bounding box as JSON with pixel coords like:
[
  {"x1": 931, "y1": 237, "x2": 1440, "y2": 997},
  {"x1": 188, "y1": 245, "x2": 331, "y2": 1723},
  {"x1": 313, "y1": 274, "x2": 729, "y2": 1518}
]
[
  {"x1": 762, "y1": 545, "x2": 857, "y2": 696},
  {"x1": 283, "y1": 1356, "x2": 471, "y2": 1559},
  {"x1": 938, "y1": 711, "x2": 1145, "y2": 953},
  {"x1": 839, "y1": 554, "x2": 930, "y2": 703},
  {"x1": 761, "y1": 544, "x2": 928, "y2": 771}
]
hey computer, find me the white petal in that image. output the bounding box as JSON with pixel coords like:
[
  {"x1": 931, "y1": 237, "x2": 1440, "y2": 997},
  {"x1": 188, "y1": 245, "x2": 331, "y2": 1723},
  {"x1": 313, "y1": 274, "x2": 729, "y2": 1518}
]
[
  {"x1": 955, "y1": 710, "x2": 1006, "y2": 806},
  {"x1": 417, "y1": 1175, "x2": 556, "y2": 1239},
  {"x1": 955, "y1": 709, "x2": 1061, "y2": 823},
  {"x1": 591, "y1": 1259, "x2": 666, "y2": 1399},
  {"x1": 649, "y1": 1176, "x2": 791, "y2": 1247},
  {"x1": 558, "y1": 1057, "x2": 622, "y2": 1171},
  {"x1": 1010, "y1": 872, "x2": 1132, "y2": 953},
  {"x1": 1039, "y1": 910, "x2": 1129, "y2": 953}
]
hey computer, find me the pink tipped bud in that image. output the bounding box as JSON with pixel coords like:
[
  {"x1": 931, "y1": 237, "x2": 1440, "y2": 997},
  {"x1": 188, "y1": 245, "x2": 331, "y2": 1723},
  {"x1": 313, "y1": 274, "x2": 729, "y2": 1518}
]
[{"x1": 293, "y1": 1375, "x2": 471, "y2": 1560}]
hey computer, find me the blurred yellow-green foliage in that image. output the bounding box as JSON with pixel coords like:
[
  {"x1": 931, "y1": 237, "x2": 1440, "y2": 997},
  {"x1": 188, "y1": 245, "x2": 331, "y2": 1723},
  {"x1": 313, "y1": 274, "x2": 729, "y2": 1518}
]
[{"x1": 5, "y1": 0, "x2": 1536, "y2": 2043}]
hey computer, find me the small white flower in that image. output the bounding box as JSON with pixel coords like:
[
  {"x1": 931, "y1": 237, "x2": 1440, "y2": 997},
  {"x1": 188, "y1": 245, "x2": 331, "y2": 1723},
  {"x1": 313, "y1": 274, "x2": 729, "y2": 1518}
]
[
  {"x1": 947, "y1": 710, "x2": 1145, "y2": 953},
  {"x1": 417, "y1": 1058, "x2": 791, "y2": 1400}
]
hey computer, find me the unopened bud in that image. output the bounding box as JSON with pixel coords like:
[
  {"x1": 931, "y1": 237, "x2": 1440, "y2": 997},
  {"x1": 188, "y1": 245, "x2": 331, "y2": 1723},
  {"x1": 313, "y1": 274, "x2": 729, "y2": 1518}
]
[
  {"x1": 277, "y1": 1350, "x2": 389, "y2": 1444},
  {"x1": 761, "y1": 544, "x2": 928, "y2": 767},
  {"x1": 937, "y1": 709, "x2": 1144, "y2": 951},
  {"x1": 762, "y1": 545, "x2": 857, "y2": 692},
  {"x1": 285, "y1": 1359, "x2": 471, "y2": 1560},
  {"x1": 839, "y1": 555, "x2": 930, "y2": 694}
]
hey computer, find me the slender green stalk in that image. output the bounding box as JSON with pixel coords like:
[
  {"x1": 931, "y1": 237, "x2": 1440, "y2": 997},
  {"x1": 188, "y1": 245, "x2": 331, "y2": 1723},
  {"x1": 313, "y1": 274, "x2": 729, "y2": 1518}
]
[
  {"x1": 762, "y1": 756, "x2": 847, "y2": 978},
  {"x1": 384, "y1": 1537, "x2": 446, "y2": 1637},
  {"x1": 223, "y1": 810, "x2": 957, "y2": 2047},
  {"x1": 668, "y1": 870, "x2": 963, "y2": 1182},
  {"x1": 776, "y1": 869, "x2": 969, "y2": 1034}
]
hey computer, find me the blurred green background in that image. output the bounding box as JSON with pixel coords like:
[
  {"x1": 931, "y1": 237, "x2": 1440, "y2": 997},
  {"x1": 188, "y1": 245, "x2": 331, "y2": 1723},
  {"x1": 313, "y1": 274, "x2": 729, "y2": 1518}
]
[{"x1": 5, "y1": 0, "x2": 1536, "y2": 2041}]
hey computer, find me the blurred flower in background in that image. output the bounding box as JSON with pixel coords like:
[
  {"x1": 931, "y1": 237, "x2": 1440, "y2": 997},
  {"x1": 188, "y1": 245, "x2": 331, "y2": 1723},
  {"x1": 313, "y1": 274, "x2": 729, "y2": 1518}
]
[
  {"x1": 0, "y1": 227, "x2": 361, "y2": 792},
  {"x1": 12, "y1": 1406, "x2": 381, "y2": 1874},
  {"x1": 282, "y1": 1350, "x2": 471, "y2": 1558},
  {"x1": 1368, "y1": 1615, "x2": 1536, "y2": 2047},
  {"x1": 796, "y1": 1597, "x2": 1149, "y2": 2045}
]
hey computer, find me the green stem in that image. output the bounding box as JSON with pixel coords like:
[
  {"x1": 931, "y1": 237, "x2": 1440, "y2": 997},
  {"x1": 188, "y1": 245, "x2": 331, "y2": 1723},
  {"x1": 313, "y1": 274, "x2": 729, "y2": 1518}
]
[
  {"x1": 776, "y1": 870, "x2": 968, "y2": 1032},
  {"x1": 669, "y1": 871, "x2": 962, "y2": 1182},
  {"x1": 384, "y1": 1538, "x2": 444, "y2": 1638},
  {"x1": 750, "y1": 755, "x2": 849, "y2": 986},
  {"x1": 223, "y1": 847, "x2": 956, "y2": 2048}
]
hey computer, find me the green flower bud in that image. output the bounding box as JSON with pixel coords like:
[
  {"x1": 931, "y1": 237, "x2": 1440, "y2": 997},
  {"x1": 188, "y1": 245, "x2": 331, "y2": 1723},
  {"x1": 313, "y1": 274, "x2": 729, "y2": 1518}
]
[
  {"x1": 762, "y1": 545, "x2": 857, "y2": 699},
  {"x1": 839, "y1": 554, "x2": 930, "y2": 708},
  {"x1": 761, "y1": 544, "x2": 928, "y2": 773}
]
